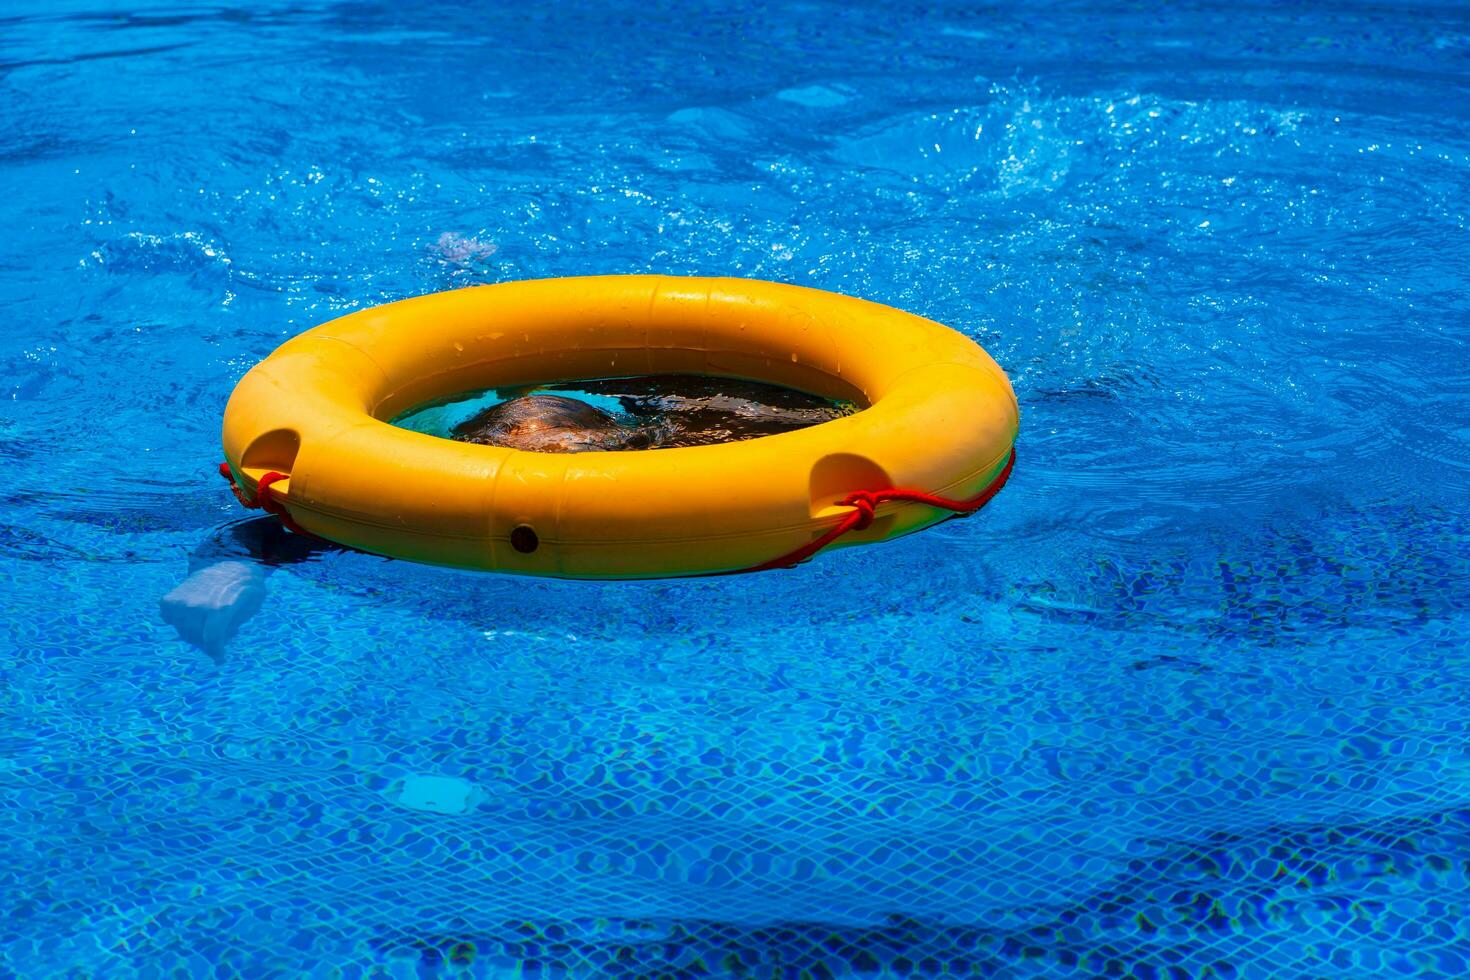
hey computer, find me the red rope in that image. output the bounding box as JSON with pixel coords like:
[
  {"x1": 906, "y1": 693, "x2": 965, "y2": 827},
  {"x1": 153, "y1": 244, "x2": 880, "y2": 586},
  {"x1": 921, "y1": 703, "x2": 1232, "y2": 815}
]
[
  {"x1": 218, "y1": 462, "x2": 309, "y2": 535},
  {"x1": 737, "y1": 447, "x2": 1016, "y2": 574}
]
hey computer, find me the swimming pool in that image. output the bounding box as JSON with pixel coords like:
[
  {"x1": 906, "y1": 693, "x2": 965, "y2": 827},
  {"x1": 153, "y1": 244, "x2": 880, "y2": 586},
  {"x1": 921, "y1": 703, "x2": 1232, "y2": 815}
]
[{"x1": 4, "y1": 0, "x2": 1470, "y2": 975}]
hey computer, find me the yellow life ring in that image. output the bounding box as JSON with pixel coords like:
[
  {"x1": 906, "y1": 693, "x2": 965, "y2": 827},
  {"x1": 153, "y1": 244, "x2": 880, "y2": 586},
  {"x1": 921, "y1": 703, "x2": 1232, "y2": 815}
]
[{"x1": 220, "y1": 275, "x2": 1018, "y2": 578}]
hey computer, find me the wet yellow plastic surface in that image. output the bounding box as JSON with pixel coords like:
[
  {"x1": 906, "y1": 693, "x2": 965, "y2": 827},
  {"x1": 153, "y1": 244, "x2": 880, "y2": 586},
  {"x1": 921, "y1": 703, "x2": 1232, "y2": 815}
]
[{"x1": 221, "y1": 276, "x2": 1019, "y2": 578}]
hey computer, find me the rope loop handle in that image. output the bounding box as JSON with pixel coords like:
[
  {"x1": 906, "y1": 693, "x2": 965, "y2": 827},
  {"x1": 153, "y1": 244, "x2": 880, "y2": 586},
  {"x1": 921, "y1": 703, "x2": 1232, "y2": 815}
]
[
  {"x1": 218, "y1": 462, "x2": 309, "y2": 535},
  {"x1": 738, "y1": 447, "x2": 1016, "y2": 574}
]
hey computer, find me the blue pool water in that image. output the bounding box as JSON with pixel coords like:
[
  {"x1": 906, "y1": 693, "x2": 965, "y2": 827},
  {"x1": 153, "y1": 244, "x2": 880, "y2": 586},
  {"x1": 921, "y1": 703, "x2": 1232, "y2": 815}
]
[{"x1": 4, "y1": 1, "x2": 1470, "y2": 976}]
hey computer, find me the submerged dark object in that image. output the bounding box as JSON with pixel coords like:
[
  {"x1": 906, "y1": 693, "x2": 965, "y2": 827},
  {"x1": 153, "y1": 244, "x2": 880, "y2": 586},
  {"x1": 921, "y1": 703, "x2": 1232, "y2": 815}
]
[
  {"x1": 454, "y1": 394, "x2": 642, "y2": 453},
  {"x1": 452, "y1": 377, "x2": 852, "y2": 453}
]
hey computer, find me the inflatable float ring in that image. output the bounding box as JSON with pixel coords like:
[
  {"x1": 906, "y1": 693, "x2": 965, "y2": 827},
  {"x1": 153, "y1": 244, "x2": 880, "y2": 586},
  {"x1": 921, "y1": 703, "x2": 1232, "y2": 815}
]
[{"x1": 221, "y1": 275, "x2": 1018, "y2": 578}]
